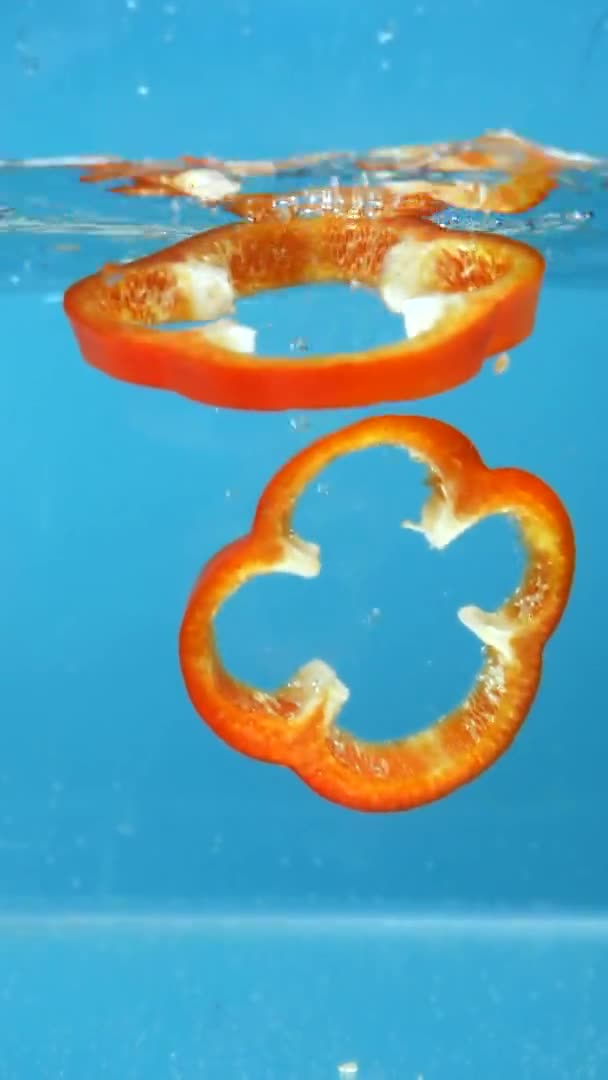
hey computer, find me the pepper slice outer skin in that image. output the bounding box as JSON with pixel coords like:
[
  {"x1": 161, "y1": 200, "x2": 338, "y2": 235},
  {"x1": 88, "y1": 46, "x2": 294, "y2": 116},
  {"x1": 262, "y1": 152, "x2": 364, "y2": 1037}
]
[{"x1": 179, "y1": 415, "x2": 575, "y2": 813}]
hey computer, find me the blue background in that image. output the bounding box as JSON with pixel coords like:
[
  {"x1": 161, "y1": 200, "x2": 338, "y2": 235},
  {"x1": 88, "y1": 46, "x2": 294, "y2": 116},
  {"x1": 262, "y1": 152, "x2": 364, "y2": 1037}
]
[{"x1": 0, "y1": 1, "x2": 607, "y2": 1077}]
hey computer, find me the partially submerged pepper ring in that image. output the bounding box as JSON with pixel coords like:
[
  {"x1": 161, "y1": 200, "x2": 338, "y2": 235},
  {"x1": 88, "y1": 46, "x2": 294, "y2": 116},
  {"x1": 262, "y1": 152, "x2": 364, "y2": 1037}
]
[
  {"x1": 179, "y1": 415, "x2": 575, "y2": 812},
  {"x1": 64, "y1": 215, "x2": 544, "y2": 411}
]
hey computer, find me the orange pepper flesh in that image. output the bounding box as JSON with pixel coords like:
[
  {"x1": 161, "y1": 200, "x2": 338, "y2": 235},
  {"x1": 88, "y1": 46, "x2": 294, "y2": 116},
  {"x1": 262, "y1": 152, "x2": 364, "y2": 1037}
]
[
  {"x1": 78, "y1": 129, "x2": 597, "y2": 206},
  {"x1": 179, "y1": 415, "x2": 575, "y2": 813},
  {"x1": 63, "y1": 215, "x2": 544, "y2": 411},
  {"x1": 79, "y1": 165, "x2": 555, "y2": 218},
  {"x1": 222, "y1": 168, "x2": 556, "y2": 222},
  {"x1": 355, "y1": 128, "x2": 602, "y2": 174},
  {"x1": 222, "y1": 187, "x2": 446, "y2": 221},
  {"x1": 79, "y1": 148, "x2": 350, "y2": 185}
]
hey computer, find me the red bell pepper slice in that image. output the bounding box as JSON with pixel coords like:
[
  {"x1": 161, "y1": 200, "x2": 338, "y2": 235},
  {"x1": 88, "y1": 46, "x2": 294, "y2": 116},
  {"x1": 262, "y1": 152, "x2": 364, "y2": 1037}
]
[
  {"x1": 79, "y1": 147, "x2": 347, "y2": 186},
  {"x1": 80, "y1": 160, "x2": 242, "y2": 202},
  {"x1": 78, "y1": 130, "x2": 600, "y2": 195},
  {"x1": 222, "y1": 167, "x2": 556, "y2": 221},
  {"x1": 64, "y1": 215, "x2": 544, "y2": 411},
  {"x1": 179, "y1": 415, "x2": 575, "y2": 812},
  {"x1": 79, "y1": 162, "x2": 555, "y2": 217},
  {"x1": 356, "y1": 128, "x2": 602, "y2": 172}
]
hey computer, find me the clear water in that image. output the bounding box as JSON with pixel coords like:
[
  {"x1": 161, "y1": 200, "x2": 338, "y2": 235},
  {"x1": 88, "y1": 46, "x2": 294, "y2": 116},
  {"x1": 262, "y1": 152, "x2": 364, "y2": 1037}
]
[{"x1": 1, "y1": 0, "x2": 607, "y2": 1077}]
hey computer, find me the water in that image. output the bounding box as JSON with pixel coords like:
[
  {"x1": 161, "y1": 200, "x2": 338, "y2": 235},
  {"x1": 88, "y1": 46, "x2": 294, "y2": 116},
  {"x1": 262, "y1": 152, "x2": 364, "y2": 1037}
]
[
  {"x1": 1, "y1": 914, "x2": 606, "y2": 1078},
  {"x1": 1, "y1": 0, "x2": 608, "y2": 1076}
]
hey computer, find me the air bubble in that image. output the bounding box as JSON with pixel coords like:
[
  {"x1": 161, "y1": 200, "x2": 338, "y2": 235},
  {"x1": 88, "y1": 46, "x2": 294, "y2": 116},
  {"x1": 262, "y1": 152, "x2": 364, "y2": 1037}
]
[
  {"x1": 16, "y1": 37, "x2": 40, "y2": 76},
  {"x1": 337, "y1": 1064, "x2": 359, "y2": 1077},
  {"x1": 290, "y1": 336, "x2": 309, "y2": 352},
  {"x1": 21, "y1": 54, "x2": 40, "y2": 76},
  {"x1": 289, "y1": 414, "x2": 311, "y2": 432},
  {"x1": 363, "y1": 606, "x2": 382, "y2": 626}
]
